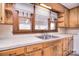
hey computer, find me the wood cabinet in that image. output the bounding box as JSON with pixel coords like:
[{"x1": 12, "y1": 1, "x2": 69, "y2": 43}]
[
  {"x1": 25, "y1": 43, "x2": 43, "y2": 56},
  {"x1": 43, "y1": 41, "x2": 57, "y2": 56},
  {"x1": 58, "y1": 7, "x2": 79, "y2": 28},
  {"x1": 68, "y1": 37, "x2": 73, "y2": 54},
  {"x1": 1, "y1": 3, "x2": 14, "y2": 24},
  {"x1": 62, "y1": 38, "x2": 69, "y2": 56},
  {"x1": 0, "y1": 3, "x2": 2, "y2": 23},
  {"x1": 78, "y1": 7, "x2": 79, "y2": 26},
  {"x1": 62, "y1": 37, "x2": 73, "y2": 56},
  {"x1": 0, "y1": 47, "x2": 25, "y2": 56},
  {"x1": 58, "y1": 8, "x2": 69, "y2": 27},
  {"x1": 25, "y1": 50, "x2": 42, "y2": 56},
  {"x1": 43, "y1": 40, "x2": 63, "y2": 56},
  {"x1": 43, "y1": 46, "x2": 56, "y2": 56},
  {"x1": 0, "y1": 36, "x2": 73, "y2": 56},
  {"x1": 69, "y1": 7, "x2": 78, "y2": 27},
  {"x1": 56, "y1": 40, "x2": 63, "y2": 56},
  {"x1": 26, "y1": 43, "x2": 43, "y2": 53},
  {"x1": 45, "y1": 3, "x2": 65, "y2": 13}
]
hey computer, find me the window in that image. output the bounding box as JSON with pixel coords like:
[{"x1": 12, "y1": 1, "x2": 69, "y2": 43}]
[
  {"x1": 50, "y1": 11, "x2": 58, "y2": 30},
  {"x1": 13, "y1": 3, "x2": 58, "y2": 33},
  {"x1": 35, "y1": 5, "x2": 50, "y2": 30},
  {"x1": 14, "y1": 3, "x2": 34, "y2": 30}
]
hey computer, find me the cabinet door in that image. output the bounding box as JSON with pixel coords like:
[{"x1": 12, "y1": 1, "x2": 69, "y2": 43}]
[
  {"x1": 56, "y1": 41, "x2": 63, "y2": 56},
  {"x1": 78, "y1": 7, "x2": 79, "y2": 26},
  {"x1": 0, "y1": 3, "x2": 2, "y2": 23},
  {"x1": 43, "y1": 46, "x2": 53, "y2": 56},
  {"x1": 69, "y1": 8, "x2": 78, "y2": 27},
  {"x1": 58, "y1": 8, "x2": 69, "y2": 28},
  {"x1": 58, "y1": 13, "x2": 65, "y2": 27},
  {"x1": 68, "y1": 37, "x2": 73, "y2": 54},
  {"x1": 43, "y1": 45, "x2": 60, "y2": 56},
  {"x1": 64, "y1": 9, "x2": 69, "y2": 27},
  {"x1": 25, "y1": 50, "x2": 42, "y2": 56},
  {"x1": 62, "y1": 38, "x2": 69, "y2": 56},
  {"x1": 45, "y1": 3, "x2": 64, "y2": 13},
  {"x1": 0, "y1": 50, "x2": 16, "y2": 56}
]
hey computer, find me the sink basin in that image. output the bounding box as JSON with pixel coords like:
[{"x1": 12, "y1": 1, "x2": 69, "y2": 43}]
[{"x1": 36, "y1": 35, "x2": 59, "y2": 40}]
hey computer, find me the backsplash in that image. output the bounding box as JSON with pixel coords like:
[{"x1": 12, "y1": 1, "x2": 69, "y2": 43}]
[{"x1": 0, "y1": 25, "x2": 55, "y2": 39}]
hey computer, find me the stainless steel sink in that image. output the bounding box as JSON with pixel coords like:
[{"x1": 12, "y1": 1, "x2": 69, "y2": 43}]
[{"x1": 36, "y1": 35, "x2": 59, "y2": 40}]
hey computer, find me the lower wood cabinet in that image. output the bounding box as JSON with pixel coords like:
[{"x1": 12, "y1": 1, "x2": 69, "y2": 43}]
[
  {"x1": 68, "y1": 37, "x2": 73, "y2": 54},
  {"x1": 0, "y1": 47, "x2": 25, "y2": 56},
  {"x1": 25, "y1": 50, "x2": 42, "y2": 56},
  {"x1": 0, "y1": 36, "x2": 73, "y2": 56},
  {"x1": 62, "y1": 38, "x2": 69, "y2": 56},
  {"x1": 43, "y1": 46, "x2": 55, "y2": 56},
  {"x1": 56, "y1": 40, "x2": 63, "y2": 56}
]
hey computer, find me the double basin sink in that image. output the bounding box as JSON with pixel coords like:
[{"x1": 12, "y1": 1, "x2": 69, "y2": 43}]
[{"x1": 36, "y1": 34, "x2": 59, "y2": 40}]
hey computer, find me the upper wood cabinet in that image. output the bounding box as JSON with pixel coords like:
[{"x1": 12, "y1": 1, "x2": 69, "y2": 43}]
[
  {"x1": 45, "y1": 3, "x2": 65, "y2": 13},
  {"x1": 58, "y1": 8, "x2": 69, "y2": 27},
  {"x1": 78, "y1": 7, "x2": 79, "y2": 25},
  {"x1": 0, "y1": 3, "x2": 2, "y2": 23},
  {"x1": 69, "y1": 7, "x2": 78, "y2": 27},
  {"x1": 1, "y1": 3, "x2": 14, "y2": 24}
]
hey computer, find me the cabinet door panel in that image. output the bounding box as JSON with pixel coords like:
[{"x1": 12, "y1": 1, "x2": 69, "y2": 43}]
[
  {"x1": 43, "y1": 46, "x2": 54, "y2": 56},
  {"x1": 43, "y1": 45, "x2": 59, "y2": 56},
  {"x1": 69, "y1": 8, "x2": 78, "y2": 27},
  {"x1": 25, "y1": 50, "x2": 42, "y2": 56},
  {"x1": 68, "y1": 37, "x2": 73, "y2": 54},
  {"x1": 56, "y1": 41, "x2": 63, "y2": 56}
]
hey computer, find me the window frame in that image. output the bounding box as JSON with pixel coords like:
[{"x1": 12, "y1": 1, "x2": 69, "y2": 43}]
[{"x1": 13, "y1": 3, "x2": 58, "y2": 34}]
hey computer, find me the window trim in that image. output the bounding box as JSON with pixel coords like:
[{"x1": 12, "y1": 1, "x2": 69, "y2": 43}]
[{"x1": 13, "y1": 3, "x2": 58, "y2": 34}]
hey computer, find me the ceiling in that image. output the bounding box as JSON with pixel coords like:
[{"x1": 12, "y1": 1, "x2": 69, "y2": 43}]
[{"x1": 61, "y1": 3, "x2": 79, "y2": 9}]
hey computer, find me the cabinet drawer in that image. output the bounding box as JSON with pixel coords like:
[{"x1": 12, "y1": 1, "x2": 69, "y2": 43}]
[
  {"x1": 14, "y1": 47, "x2": 25, "y2": 55},
  {"x1": 0, "y1": 47, "x2": 25, "y2": 56},
  {"x1": 43, "y1": 41, "x2": 58, "y2": 48},
  {"x1": 0, "y1": 49, "x2": 16, "y2": 56},
  {"x1": 26, "y1": 43, "x2": 43, "y2": 53}
]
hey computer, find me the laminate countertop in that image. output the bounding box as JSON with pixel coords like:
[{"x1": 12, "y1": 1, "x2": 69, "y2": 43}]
[{"x1": 0, "y1": 33, "x2": 73, "y2": 51}]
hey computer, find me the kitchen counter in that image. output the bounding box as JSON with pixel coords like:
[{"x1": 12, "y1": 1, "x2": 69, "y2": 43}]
[{"x1": 0, "y1": 33, "x2": 73, "y2": 51}]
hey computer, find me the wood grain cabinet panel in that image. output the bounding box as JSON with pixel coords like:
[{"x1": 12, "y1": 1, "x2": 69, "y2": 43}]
[
  {"x1": 45, "y1": 3, "x2": 65, "y2": 13},
  {"x1": 69, "y1": 8, "x2": 78, "y2": 27},
  {"x1": 0, "y1": 47, "x2": 25, "y2": 56},
  {"x1": 25, "y1": 50, "x2": 42, "y2": 56},
  {"x1": 43, "y1": 40, "x2": 63, "y2": 56},
  {"x1": 26, "y1": 43, "x2": 43, "y2": 53},
  {"x1": 78, "y1": 7, "x2": 79, "y2": 26},
  {"x1": 58, "y1": 8, "x2": 69, "y2": 28},
  {"x1": 0, "y1": 37, "x2": 73, "y2": 56},
  {"x1": 43, "y1": 46, "x2": 55, "y2": 56},
  {"x1": 68, "y1": 37, "x2": 73, "y2": 54}
]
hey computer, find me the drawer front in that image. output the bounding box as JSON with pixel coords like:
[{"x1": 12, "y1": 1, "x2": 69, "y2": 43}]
[
  {"x1": 14, "y1": 47, "x2": 25, "y2": 55},
  {"x1": 0, "y1": 47, "x2": 25, "y2": 56},
  {"x1": 26, "y1": 43, "x2": 43, "y2": 53},
  {"x1": 43, "y1": 41, "x2": 54, "y2": 48},
  {"x1": 0, "y1": 49, "x2": 16, "y2": 56}
]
